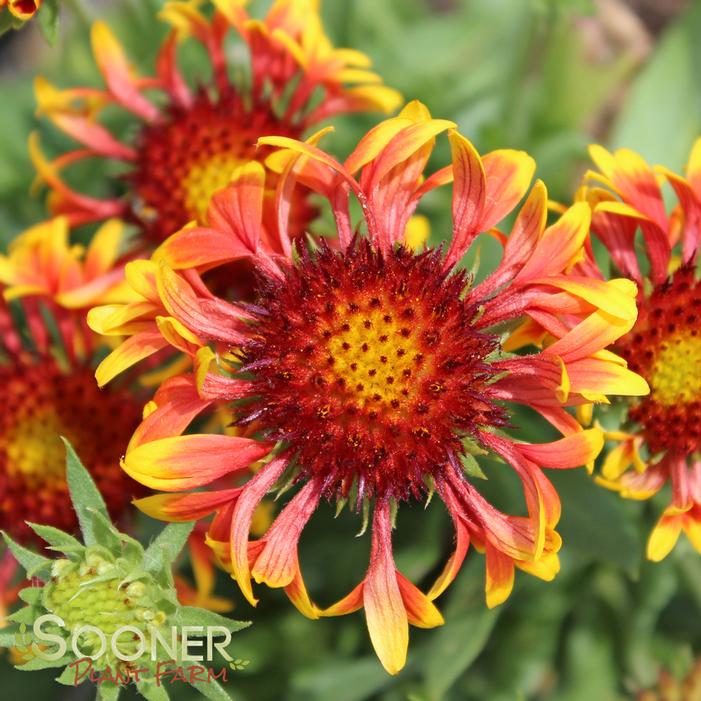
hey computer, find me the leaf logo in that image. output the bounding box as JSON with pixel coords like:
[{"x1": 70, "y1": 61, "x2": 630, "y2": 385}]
[{"x1": 229, "y1": 658, "x2": 250, "y2": 671}]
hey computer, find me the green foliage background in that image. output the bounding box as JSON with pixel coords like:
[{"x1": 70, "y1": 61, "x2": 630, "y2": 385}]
[{"x1": 1, "y1": 0, "x2": 700, "y2": 699}]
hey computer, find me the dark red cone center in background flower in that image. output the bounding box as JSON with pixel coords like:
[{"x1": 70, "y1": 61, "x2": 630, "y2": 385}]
[
  {"x1": 0, "y1": 360, "x2": 142, "y2": 542},
  {"x1": 239, "y1": 242, "x2": 507, "y2": 501},
  {"x1": 129, "y1": 89, "x2": 307, "y2": 244},
  {"x1": 618, "y1": 266, "x2": 701, "y2": 456}
]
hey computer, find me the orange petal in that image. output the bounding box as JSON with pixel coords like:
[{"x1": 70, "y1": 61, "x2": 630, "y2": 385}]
[
  {"x1": 94, "y1": 328, "x2": 169, "y2": 387},
  {"x1": 517, "y1": 428, "x2": 604, "y2": 469},
  {"x1": 428, "y1": 487, "x2": 471, "y2": 601},
  {"x1": 156, "y1": 226, "x2": 252, "y2": 270},
  {"x1": 122, "y1": 434, "x2": 272, "y2": 491},
  {"x1": 565, "y1": 357, "x2": 650, "y2": 398},
  {"x1": 128, "y1": 374, "x2": 212, "y2": 449},
  {"x1": 251, "y1": 480, "x2": 321, "y2": 588},
  {"x1": 544, "y1": 307, "x2": 635, "y2": 364},
  {"x1": 514, "y1": 202, "x2": 590, "y2": 282},
  {"x1": 499, "y1": 179, "x2": 548, "y2": 272},
  {"x1": 647, "y1": 511, "x2": 683, "y2": 562},
  {"x1": 534, "y1": 276, "x2": 638, "y2": 320},
  {"x1": 484, "y1": 541, "x2": 515, "y2": 608},
  {"x1": 396, "y1": 571, "x2": 444, "y2": 628},
  {"x1": 91, "y1": 22, "x2": 159, "y2": 121},
  {"x1": 134, "y1": 488, "x2": 242, "y2": 522},
  {"x1": 284, "y1": 565, "x2": 321, "y2": 620},
  {"x1": 480, "y1": 148, "x2": 535, "y2": 232},
  {"x1": 445, "y1": 130, "x2": 486, "y2": 266},
  {"x1": 207, "y1": 162, "x2": 266, "y2": 254},
  {"x1": 344, "y1": 116, "x2": 414, "y2": 175},
  {"x1": 364, "y1": 501, "x2": 408, "y2": 675},
  {"x1": 321, "y1": 582, "x2": 365, "y2": 617},
  {"x1": 230, "y1": 456, "x2": 289, "y2": 606}
]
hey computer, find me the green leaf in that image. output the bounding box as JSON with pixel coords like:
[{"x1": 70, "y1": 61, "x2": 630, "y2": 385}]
[
  {"x1": 0, "y1": 630, "x2": 20, "y2": 647},
  {"x1": 176, "y1": 607, "x2": 250, "y2": 634},
  {"x1": 7, "y1": 606, "x2": 38, "y2": 625},
  {"x1": 550, "y1": 469, "x2": 641, "y2": 576},
  {"x1": 119, "y1": 531, "x2": 145, "y2": 562},
  {"x1": 291, "y1": 657, "x2": 393, "y2": 701},
  {"x1": 16, "y1": 654, "x2": 73, "y2": 671},
  {"x1": 96, "y1": 682, "x2": 122, "y2": 701},
  {"x1": 25, "y1": 523, "x2": 83, "y2": 556},
  {"x1": 0, "y1": 10, "x2": 23, "y2": 35},
  {"x1": 611, "y1": 4, "x2": 701, "y2": 169},
  {"x1": 0, "y1": 12, "x2": 14, "y2": 36},
  {"x1": 189, "y1": 677, "x2": 232, "y2": 701},
  {"x1": 1, "y1": 531, "x2": 52, "y2": 577},
  {"x1": 556, "y1": 616, "x2": 619, "y2": 701},
  {"x1": 62, "y1": 437, "x2": 109, "y2": 546},
  {"x1": 143, "y1": 522, "x2": 195, "y2": 574},
  {"x1": 17, "y1": 586, "x2": 43, "y2": 605},
  {"x1": 56, "y1": 665, "x2": 79, "y2": 686},
  {"x1": 421, "y1": 607, "x2": 499, "y2": 700},
  {"x1": 459, "y1": 452, "x2": 488, "y2": 480},
  {"x1": 136, "y1": 680, "x2": 170, "y2": 701},
  {"x1": 36, "y1": 0, "x2": 60, "y2": 45},
  {"x1": 89, "y1": 509, "x2": 123, "y2": 551}
]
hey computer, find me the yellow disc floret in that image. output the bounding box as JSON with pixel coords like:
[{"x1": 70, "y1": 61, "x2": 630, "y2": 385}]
[
  {"x1": 5, "y1": 408, "x2": 67, "y2": 487},
  {"x1": 182, "y1": 153, "x2": 243, "y2": 223},
  {"x1": 324, "y1": 297, "x2": 425, "y2": 409},
  {"x1": 649, "y1": 332, "x2": 701, "y2": 406}
]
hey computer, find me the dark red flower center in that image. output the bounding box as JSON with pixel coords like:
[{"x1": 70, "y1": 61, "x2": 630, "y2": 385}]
[
  {"x1": 618, "y1": 266, "x2": 701, "y2": 455},
  {"x1": 239, "y1": 242, "x2": 506, "y2": 501},
  {"x1": 129, "y1": 90, "x2": 309, "y2": 244},
  {"x1": 0, "y1": 360, "x2": 142, "y2": 542}
]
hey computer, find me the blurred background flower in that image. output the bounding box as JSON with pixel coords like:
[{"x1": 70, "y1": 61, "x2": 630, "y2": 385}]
[{"x1": 1, "y1": 0, "x2": 700, "y2": 699}]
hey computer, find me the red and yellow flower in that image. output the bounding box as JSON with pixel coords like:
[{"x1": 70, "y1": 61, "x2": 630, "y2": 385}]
[
  {"x1": 580, "y1": 140, "x2": 701, "y2": 561},
  {"x1": 636, "y1": 657, "x2": 701, "y2": 701},
  {"x1": 31, "y1": 0, "x2": 401, "y2": 252},
  {"x1": 90, "y1": 103, "x2": 647, "y2": 674},
  {"x1": 0, "y1": 0, "x2": 40, "y2": 21},
  {"x1": 0, "y1": 217, "x2": 142, "y2": 544}
]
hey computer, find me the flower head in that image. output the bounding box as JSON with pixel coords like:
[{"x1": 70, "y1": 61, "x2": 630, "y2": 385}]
[
  {"x1": 0, "y1": 443, "x2": 248, "y2": 698},
  {"x1": 0, "y1": 218, "x2": 142, "y2": 544},
  {"x1": 636, "y1": 657, "x2": 701, "y2": 701},
  {"x1": 0, "y1": 0, "x2": 41, "y2": 22},
  {"x1": 92, "y1": 103, "x2": 647, "y2": 674},
  {"x1": 582, "y1": 140, "x2": 701, "y2": 561},
  {"x1": 32, "y1": 0, "x2": 401, "y2": 249}
]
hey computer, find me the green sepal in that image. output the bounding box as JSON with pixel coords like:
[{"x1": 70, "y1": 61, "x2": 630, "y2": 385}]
[
  {"x1": 119, "y1": 531, "x2": 145, "y2": 561},
  {"x1": 17, "y1": 586, "x2": 43, "y2": 605},
  {"x1": 334, "y1": 498, "x2": 347, "y2": 518},
  {"x1": 176, "y1": 606, "x2": 250, "y2": 634},
  {"x1": 459, "y1": 452, "x2": 488, "y2": 480},
  {"x1": 356, "y1": 497, "x2": 371, "y2": 537},
  {"x1": 56, "y1": 664, "x2": 79, "y2": 686},
  {"x1": 16, "y1": 654, "x2": 74, "y2": 671},
  {"x1": 189, "y1": 677, "x2": 233, "y2": 701},
  {"x1": 89, "y1": 509, "x2": 124, "y2": 551},
  {"x1": 0, "y1": 630, "x2": 22, "y2": 647},
  {"x1": 143, "y1": 522, "x2": 195, "y2": 574},
  {"x1": 96, "y1": 681, "x2": 122, "y2": 701},
  {"x1": 63, "y1": 437, "x2": 109, "y2": 545},
  {"x1": 25, "y1": 523, "x2": 83, "y2": 556},
  {"x1": 36, "y1": 0, "x2": 60, "y2": 45},
  {"x1": 136, "y1": 679, "x2": 171, "y2": 701},
  {"x1": 1, "y1": 531, "x2": 52, "y2": 578},
  {"x1": 0, "y1": 11, "x2": 24, "y2": 35},
  {"x1": 7, "y1": 605, "x2": 40, "y2": 625},
  {"x1": 273, "y1": 466, "x2": 300, "y2": 500}
]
